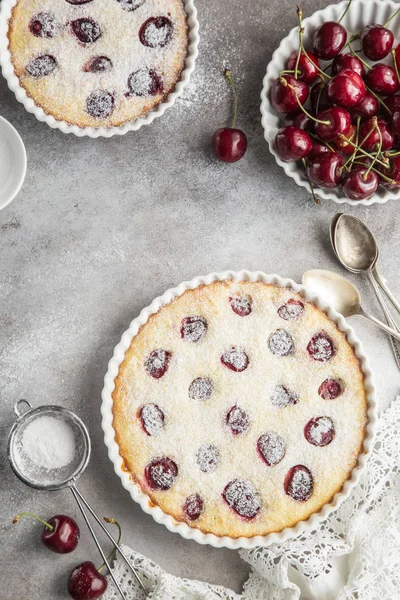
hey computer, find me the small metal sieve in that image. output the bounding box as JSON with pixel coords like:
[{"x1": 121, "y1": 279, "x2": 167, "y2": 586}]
[{"x1": 8, "y1": 400, "x2": 146, "y2": 598}]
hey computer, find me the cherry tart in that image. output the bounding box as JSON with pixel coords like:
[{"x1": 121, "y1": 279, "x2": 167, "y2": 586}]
[
  {"x1": 112, "y1": 280, "x2": 367, "y2": 538},
  {"x1": 8, "y1": 0, "x2": 189, "y2": 127}
]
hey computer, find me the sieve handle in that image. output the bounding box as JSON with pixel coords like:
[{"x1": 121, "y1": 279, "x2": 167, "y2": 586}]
[{"x1": 14, "y1": 399, "x2": 32, "y2": 418}]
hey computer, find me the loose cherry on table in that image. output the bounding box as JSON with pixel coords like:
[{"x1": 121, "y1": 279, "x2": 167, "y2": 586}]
[
  {"x1": 13, "y1": 512, "x2": 80, "y2": 554},
  {"x1": 342, "y1": 166, "x2": 379, "y2": 200},
  {"x1": 326, "y1": 68, "x2": 366, "y2": 108},
  {"x1": 68, "y1": 562, "x2": 107, "y2": 600},
  {"x1": 275, "y1": 126, "x2": 312, "y2": 162},
  {"x1": 212, "y1": 68, "x2": 247, "y2": 163}
]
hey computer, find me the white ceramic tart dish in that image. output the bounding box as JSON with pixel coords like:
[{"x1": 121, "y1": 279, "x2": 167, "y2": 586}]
[
  {"x1": 0, "y1": 0, "x2": 199, "y2": 137},
  {"x1": 261, "y1": 0, "x2": 400, "y2": 206},
  {"x1": 101, "y1": 271, "x2": 376, "y2": 550}
]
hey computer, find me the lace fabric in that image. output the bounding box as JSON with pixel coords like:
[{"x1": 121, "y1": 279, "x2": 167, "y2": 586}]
[{"x1": 104, "y1": 397, "x2": 400, "y2": 600}]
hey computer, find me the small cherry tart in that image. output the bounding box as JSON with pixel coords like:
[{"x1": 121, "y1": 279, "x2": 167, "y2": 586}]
[{"x1": 112, "y1": 280, "x2": 368, "y2": 538}]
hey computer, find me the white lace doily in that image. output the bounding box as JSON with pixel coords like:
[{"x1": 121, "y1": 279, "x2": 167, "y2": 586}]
[{"x1": 104, "y1": 397, "x2": 400, "y2": 600}]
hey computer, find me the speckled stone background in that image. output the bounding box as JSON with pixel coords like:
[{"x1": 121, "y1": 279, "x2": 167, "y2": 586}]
[{"x1": 1, "y1": 0, "x2": 400, "y2": 597}]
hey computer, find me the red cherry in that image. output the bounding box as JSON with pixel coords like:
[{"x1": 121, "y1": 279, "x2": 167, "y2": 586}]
[
  {"x1": 332, "y1": 53, "x2": 365, "y2": 78},
  {"x1": 13, "y1": 512, "x2": 80, "y2": 554},
  {"x1": 307, "y1": 332, "x2": 335, "y2": 362},
  {"x1": 306, "y1": 152, "x2": 344, "y2": 189},
  {"x1": 226, "y1": 405, "x2": 250, "y2": 435},
  {"x1": 270, "y1": 384, "x2": 298, "y2": 408},
  {"x1": 222, "y1": 480, "x2": 261, "y2": 519},
  {"x1": 180, "y1": 316, "x2": 208, "y2": 342},
  {"x1": 139, "y1": 404, "x2": 165, "y2": 436},
  {"x1": 229, "y1": 295, "x2": 252, "y2": 316},
  {"x1": 29, "y1": 13, "x2": 57, "y2": 38},
  {"x1": 145, "y1": 349, "x2": 171, "y2": 379},
  {"x1": 361, "y1": 24, "x2": 394, "y2": 61},
  {"x1": 221, "y1": 347, "x2": 249, "y2": 372},
  {"x1": 396, "y1": 43, "x2": 400, "y2": 72},
  {"x1": 333, "y1": 124, "x2": 356, "y2": 154},
  {"x1": 71, "y1": 18, "x2": 101, "y2": 44},
  {"x1": 310, "y1": 81, "x2": 330, "y2": 113},
  {"x1": 284, "y1": 109, "x2": 314, "y2": 131},
  {"x1": 314, "y1": 107, "x2": 351, "y2": 141},
  {"x1": 287, "y1": 50, "x2": 320, "y2": 84},
  {"x1": 212, "y1": 128, "x2": 247, "y2": 163},
  {"x1": 377, "y1": 156, "x2": 400, "y2": 188},
  {"x1": 305, "y1": 417, "x2": 335, "y2": 447},
  {"x1": 342, "y1": 166, "x2": 379, "y2": 201},
  {"x1": 68, "y1": 561, "x2": 107, "y2": 600},
  {"x1": 188, "y1": 377, "x2": 214, "y2": 400},
  {"x1": 318, "y1": 378, "x2": 343, "y2": 400},
  {"x1": 360, "y1": 118, "x2": 394, "y2": 152},
  {"x1": 271, "y1": 75, "x2": 309, "y2": 114},
  {"x1": 365, "y1": 64, "x2": 399, "y2": 96},
  {"x1": 275, "y1": 126, "x2": 312, "y2": 162},
  {"x1": 350, "y1": 92, "x2": 379, "y2": 120},
  {"x1": 85, "y1": 90, "x2": 115, "y2": 119},
  {"x1": 308, "y1": 140, "x2": 331, "y2": 160},
  {"x1": 139, "y1": 16, "x2": 173, "y2": 48},
  {"x1": 278, "y1": 298, "x2": 305, "y2": 320},
  {"x1": 268, "y1": 329, "x2": 294, "y2": 356},
  {"x1": 257, "y1": 432, "x2": 286, "y2": 466},
  {"x1": 183, "y1": 493, "x2": 204, "y2": 521},
  {"x1": 26, "y1": 54, "x2": 57, "y2": 78},
  {"x1": 284, "y1": 465, "x2": 314, "y2": 502},
  {"x1": 327, "y1": 69, "x2": 366, "y2": 108},
  {"x1": 145, "y1": 457, "x2": 178, "y2": 491},
  {"x1": 313, "y1": 22, "x2": 347, "y2": 60}
]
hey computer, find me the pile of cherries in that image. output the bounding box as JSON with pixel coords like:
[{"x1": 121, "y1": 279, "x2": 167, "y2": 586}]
[
  {"x1": 272, "y1": 1, "x2": 400, "y2": 201},
  {"x1": 13, "y1": 511, "x2": 117, "y2": 599}
]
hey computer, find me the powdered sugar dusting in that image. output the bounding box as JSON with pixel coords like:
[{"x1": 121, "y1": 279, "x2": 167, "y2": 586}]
[
  {"x1": 140, "y1": 403, "x2": 164, "y2": 436},
  {"x1": 270, "y1": 385, "x2": 298, "y2": 409},
  {"x1": 196, "y1": 444, "x2": 220, "y2": 473},
  {"x1": 223, "y1": 480, "x2": 261, "y2": 519}
]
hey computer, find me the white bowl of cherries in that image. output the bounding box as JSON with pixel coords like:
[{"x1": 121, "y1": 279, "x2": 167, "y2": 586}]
[{"x1": 261, "y1": 0, "x2": 400, "y2": 205}]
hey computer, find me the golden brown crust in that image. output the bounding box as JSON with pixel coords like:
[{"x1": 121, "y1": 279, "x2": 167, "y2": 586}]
[{"x1": 112, "y1": 280, "x2": 367, "y2": 538}]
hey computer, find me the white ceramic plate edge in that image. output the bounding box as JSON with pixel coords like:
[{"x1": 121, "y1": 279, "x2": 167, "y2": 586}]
[
  {"x1": 260, "y1": 0, "x2": 400, "y2": 206},
  {"x1": 0, "y1": 115, "x2": 27, "y2": 210},
  {"x1": 101, "y1": 270, "x2": 377, "y2": 550},
  {"x1": 0, "y1": 0, "x2": 199, "y2": 138}
]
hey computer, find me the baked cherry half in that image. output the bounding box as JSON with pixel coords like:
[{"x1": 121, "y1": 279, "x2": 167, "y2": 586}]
[
  {"x1": 71, "y1": 18, "x2": 101, "y2": 44},
  {"x1": 318, "y1": 378, "x2": 343, "y2": 400},
  {"x1": 271, "y1": 75, "x2": 309, "y2": 114},
  {"x1": 127, "y1": 68, "x2": 164, "y2": 97},
  {"x1": 26, "y1": 55, "x2": 57, "y2": 78},
  {"x1": 83, "y1": 56, "x2": 113, "y2": 73},
  {"x1": 229, "y1": 296, "x2": 252, "y2": 316},
  {"x1": 145, "y1": 457, "x2": 178, "y2": 491},
  {"x1": 183, "y1": 493, "x2": 204, "y2": 521},
  {"x1": 145, "y1": 349, "x2": 171, "y2": 379},
  {"x1": 278, "y1": 299, "x2": 305, "y2": 320},
  {"x1": 312, "y1": 21, "x2": 347, "y2": 59},
  {"x1": 268, "y1": 329, "x2": 294, "y2": 356},
  {"x1": 257, "y1": 432, "x2": 286, "y2": 466},
  {"x1": 196, "y1": 444, "x2": 220, "y2": 473},
  {"x1": 139, "y1": 404, "x2": 165, "y2": 436},
  {"x1": 287, "y1": 50, "x2": 320, "y2": 84},
  {"x1": 116, "y1": 0, "x2": 145, "y2": 10},
  {"x1": 139, "y1": 16, "x2": 173, "y2": 48},
  {"x1": 226, "y1": 405, "x2": 250, "y2": 435},
  {"x1": 304, "y1": 417, "x2": 335, "y2": 447},
  {"x1": 188, "y1": 377, "x2": 214, "y2": 400},
  {"x1": 180, "y1": 316, "x2": 208, "y2": 342},
  {"x1": 284, "y1": 465, "x2": 314, "y2": 502},
  {"x1": 221, "y1": 348, "x2": 249, "y2": 372},
  {"x1": 275, "y1": 126, "x2": 312, "y2": 162},
  {"x1": 68, "y1": 562, "x2": 107, "y2": 600},
  {"x1": 85, "y1": 90, "x2": 115, "y2": 119},
  {"x1": 270, "y1": 385, "x2": 298, "y2": 408},
  {"x1": 29, "y1": 13, "x2": 57, "y2": 38},
  {"x1": 66, "y1": 0, "x2": 94, "y2": 4},
  {"x1": 307, "y1": 332, "x2": 335, "y2": 362},
  {"x1": 361, "y1": 24, "x2": 394, "y2": 61},
  {"x1": 222, "y1": 479, "x2": 261, "y2": 520}
]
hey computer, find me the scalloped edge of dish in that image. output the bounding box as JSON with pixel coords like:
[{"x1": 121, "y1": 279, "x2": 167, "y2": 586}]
[
  {"x1": 0, "y1": 0, "x2": 199, "y2": 138},
  {"x1": 101, "y1": 270, "x2": 377, "y2": 549}
]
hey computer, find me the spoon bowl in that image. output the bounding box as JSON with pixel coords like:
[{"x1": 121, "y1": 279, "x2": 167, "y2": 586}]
[
  {"x1": 334, "y1": 214, "x2": 378, "y2": 273},
  {"x1": 302, "y1": 269, "x2": 361, "y2": 318}
]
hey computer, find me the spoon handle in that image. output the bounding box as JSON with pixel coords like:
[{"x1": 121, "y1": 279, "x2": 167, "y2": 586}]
[
  {"x1": 359, "y1": 308, "x2": 400, "y2": 342},
  {"x1": 373, "y1": 267, "x2": 400, "y2": 318},
  {"x1": 367, "y1": 270, "x2": 400, "y2": 371}
]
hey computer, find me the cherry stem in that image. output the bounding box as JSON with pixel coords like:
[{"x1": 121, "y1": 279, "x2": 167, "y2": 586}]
[
  {"x1": 384, "y1": 6, "x2": 400, "y2": 28},
  {"x1": 280, "y1": 69, "x2": 296, "y2": 75},
  {"x1": 365, "y1": 85, "x2": 390, "y2": 114},
  {"x1": 365, "y1": 120, "x2": 382, "y2": 178},
  {"x1": 280, "y1": 78, "x2": 331, "y2": 125},
  {"x1": 339, "y1": 130, "x2": 390, "y2": 169},
  {"x1": 296, "y1": 7, "x2": 331, "y2": 80},
  {"x1": 352, "y1": 160, "x2": 395, "y2": 184},
  {"x1": 343, "y1": 33, "x2": 360, "y2": 52},
  {"x1": 338, "y1": 0, "x2": 353, "y2": 24},
  {"x1": 98, "y1": 518, "x2": 122, "y2": 574},
  {"x1": 385, "y1": 150, "x2": 400, "y2": 157},
  {"x1": 348, "y1": 39, "x2": 371, "y2": 70},
  {"x1": 302, "y1": 158, "x2": 321, "y2": 204},
  {"x1": 309, "y1": 132, "x2": 335, "y2": 152},
  {"x1": 224, "y1": 69, "x2": 238, "y2": 129},
  {"x1": 392, "y1": 49, "x2": 400, "y2": 85},
  {"x1": 13, "y1": 512, "x2": 54, "y2": 531},
  {"x1": 295, "y1": 7, "x2": 303, "y2": 79},
  {"x1": 349, "y1": 116, "x2": 361, "y2": 170}
]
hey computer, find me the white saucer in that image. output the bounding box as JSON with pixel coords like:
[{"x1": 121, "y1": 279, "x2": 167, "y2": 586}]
[{"x1": 0, "y1": 115, "x2": 26, "y2": 210}]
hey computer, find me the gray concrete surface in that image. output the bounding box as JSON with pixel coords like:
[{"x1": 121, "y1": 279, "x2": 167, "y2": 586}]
[{"x1": 1, "y1": 0, "x2": 400, "y2": 597}]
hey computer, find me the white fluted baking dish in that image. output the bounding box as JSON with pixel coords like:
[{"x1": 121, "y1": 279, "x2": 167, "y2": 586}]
[
  {"x1": 101, "y1": 270, "x2": 376, "y2": 549},
  {"x1": 0, "y1": 0, "x2": 199, "y2": 138},
  {"x1": 261, "y1": 0, "x2": 400, "y2": 206}
]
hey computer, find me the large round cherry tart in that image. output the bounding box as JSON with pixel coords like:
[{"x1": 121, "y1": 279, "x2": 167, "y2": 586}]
[{"x1": 112, "y1": 279, "x2": 368, "y2": 538}]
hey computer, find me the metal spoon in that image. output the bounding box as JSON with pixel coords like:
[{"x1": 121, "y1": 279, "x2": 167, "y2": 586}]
[
  {"x1": 302, "y1": 269, "x2": 400, "y2": 341},
  {"x1": 332, "y1": 213, "x2": 400, "y2": 368}
]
